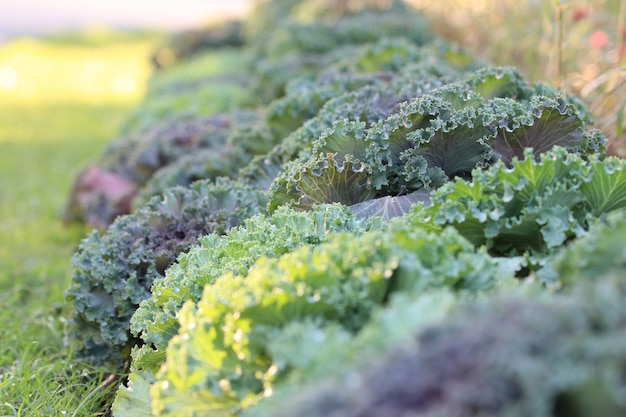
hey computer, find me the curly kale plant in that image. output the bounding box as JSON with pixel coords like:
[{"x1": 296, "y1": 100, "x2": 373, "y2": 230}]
[
  {"x1": 411, "y1": 147, "x2": 626, "y2": 277},
  {"x1": 267, "y1": 68, "x2": 604, "y2": 216},
  {"x1": 113, "y1": 205, "x2": 384, "y2": 416},
  {"x1": 242, "y1": 72, "x2": 454, "y2": 197},
  {"x1": 260, "y1": 7, "x2": 432, "y2": 59},
  {"x1": 117, "y1": 222, "x2": 509, "y2": 417},
  {"x1": 100, "y1": 111, "x2": 263, "y2": 186},
  {"x1": 250, "y1": 34, "x2": 472, "y2": 105},
  {"x1": 263, "y1": 33, "x2": 468, "y2": 141},
  {"x1": 65, "y1": 178, "x2": 267, "y2": 369},
  {"x1": 131, "y1": 146, "x2": 250, "y2": 209},
  {"x1": 244, "y1": 270, "x2": 626, "y2": 417},
  {"x1": 132, "y1": 120, "x2": 275, "y2": 208},
  {"x1": 545, "y1": 210, "x2": 626, "y2": 286},
  {"x1": 252, "y1": 54, "x2": 470, "y2": 199},
  {"x1": 243, "y1": 212, "x2": 626, "y2": 417},
  {"x1": 265, "y1": 71, "x2": 390, "y2": 140},
  {"x1": 248, "y1": 7, "x2": 438, "y2": 103},
  {"x1": 128, "y1": 204, "x2": 384, "y2": 373},
  {"x1": 66, "y1": 110, "x2": 273, "y2": 227}
]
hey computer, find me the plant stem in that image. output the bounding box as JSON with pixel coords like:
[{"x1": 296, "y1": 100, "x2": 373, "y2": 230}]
[
  {"x1": 616, "y1": 0, "x2": 626, "y2": 68},
  {"x1": 555, "y1": 0, "x2": 564, "y2": 91}
]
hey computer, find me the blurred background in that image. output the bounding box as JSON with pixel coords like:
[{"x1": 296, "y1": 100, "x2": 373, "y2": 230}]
[
  {"x1": 0, "y1": 0, "x2": 623, "y2": 146},
  {"x1": 407, "y1": 0, "x2": 626, "y2": 155},
  {"x1": 0, "y1": 1, "x2": 252, "y2": 103},
  {"x1": 0, "y1": 0, "x2": 252, "y2": 39}
]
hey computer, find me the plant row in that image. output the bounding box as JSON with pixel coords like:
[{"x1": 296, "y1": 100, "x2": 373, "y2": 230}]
[{"x1": 63, "y1": 1, "x2": 626, "y2": 416}]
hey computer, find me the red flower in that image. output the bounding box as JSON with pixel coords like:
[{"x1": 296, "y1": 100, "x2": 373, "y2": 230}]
[
  {"x1": 589, "y1": 31, "x2": 609, "y2": 48},
  {"x1": 572, "y1": 5, "x2": 589, "y2": 23}
]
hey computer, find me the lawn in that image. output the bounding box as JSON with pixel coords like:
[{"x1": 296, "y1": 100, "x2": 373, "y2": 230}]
[{"x1": 0, "y1": 33, "x2": 155, "y2": 416}]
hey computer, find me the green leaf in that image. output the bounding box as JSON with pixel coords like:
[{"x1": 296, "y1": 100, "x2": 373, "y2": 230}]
[
  {"x1": 580, "y1": 156, "x2": 626, "y2": 216},
  {"x1": 419, "y1": 148, "x2": 595, "y2": 256},
  {"x1": 313, "y1": 119, "x2": 368, "y2": 160},
  {"x1": 399, "y1": 107, "x2": 491, "y2": 179},
  {"x1": 112, "y1": 371, "x2": 155, "y2": 417},
  {"x1": 548, "y1": 210, "x2": 626, "y2": 285},
  {"x1": 465, "y1": 66, "x2": 532, "y2": 100},
  {"x1": 269, "y1": 154, "x2": 376, "y2": 211},
  {"x1": 488, "y1": 96, "x2": 585, "y2": 165}
]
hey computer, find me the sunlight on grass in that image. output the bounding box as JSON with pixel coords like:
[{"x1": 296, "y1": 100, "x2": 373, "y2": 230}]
[
  {"x1": 0, "y1": 37, "x2": 154, "y2": 107},
  {"x1": 0, "y1": 33, "x2": 155, "y2": 416}
]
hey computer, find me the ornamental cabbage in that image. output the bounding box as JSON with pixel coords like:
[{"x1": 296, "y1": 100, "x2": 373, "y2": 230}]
[
  {"x1": 245, "y1": 272, "x2": 626, "y2": 417},
  {"x1": 129, "y1": 204, "x2": 383, "y2": 372},
  {"x1": 65, "y1": 178, "x2": 266, "y2": 369},
  {"x1": 410, "y1": 147, "x2": 626, "y2": 281},
  {"x1": 146, "y1": 224, "x2": 508, "y2": 417},
  {"x1": 267, "y1": 73, "x2": 602, "y2": 214}
]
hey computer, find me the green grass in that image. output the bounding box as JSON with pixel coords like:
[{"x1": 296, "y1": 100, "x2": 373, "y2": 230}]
[{"x1": 0, "y1": 36, "x2": 154, "y2": 416}]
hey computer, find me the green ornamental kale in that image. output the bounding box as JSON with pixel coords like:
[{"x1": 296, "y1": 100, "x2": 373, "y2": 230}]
[
  {"x1": 546, "y1": 210, "x2": 626, "y2": 286},
  {"x1": 244, "y1": 272, "x2": 626, "y2": 417},
  {"x1": 65, "y1": 178, "x2": 267, "y2": 369},
  {"x1": 113, "y1": 205, "x2": 383, "y2": 417},
  {"x1": 269, "y1": 8, "x2": 432, "y2": 56},
  {"x1": 129, "y1": 204, "x2": 383, "y2": 372},
  {"x1": 265, "y1": 71, "x2": 392, "y2": 141},
  {"x1": 267, "y1": 72, "x2": 602, "y2": 215},
  {"x1": 245, "y1": 69, "x2": 454, "y2": 198},
  {"x1": 248, "y1": 7, "x2": 434, "y2": 102},
  {"x1": 145, "y1": 224, "x2": 508, "y2": 417},
  {"x1": 132, "y1": 119, "x2": 275, "y2": 208},
  {"x1": 411, "y1": 147, "x2": 626, "y2": 276}
]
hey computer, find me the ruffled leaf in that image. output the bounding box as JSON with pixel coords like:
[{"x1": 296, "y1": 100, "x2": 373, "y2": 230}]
[
  {"x1": 465, "y1": 66, "x2": 532, "y2": 100},
  {"x1": 112, "y1": 371, "x2": 155, "y2": 417},
  {"x1": 488, "y1": 95, "x2": 586, "y2": 165},
  {"x1": 295, "y1": 154, "x2": 376, "y2": 210},
  {"x1": 415, "y1": 148, "x2": 626, "y2": 263},
  {"x1": 580, "y1": 156, "x2": 626, "y2": 216}
]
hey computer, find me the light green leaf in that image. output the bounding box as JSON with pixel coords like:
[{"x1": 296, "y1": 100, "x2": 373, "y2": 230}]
[
  {"x1": 112, "y1": 371, "x2": 156, "y2": 417},
  {"x1": 581, "y1": 156, "x2": 626, "y2": 216}
]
